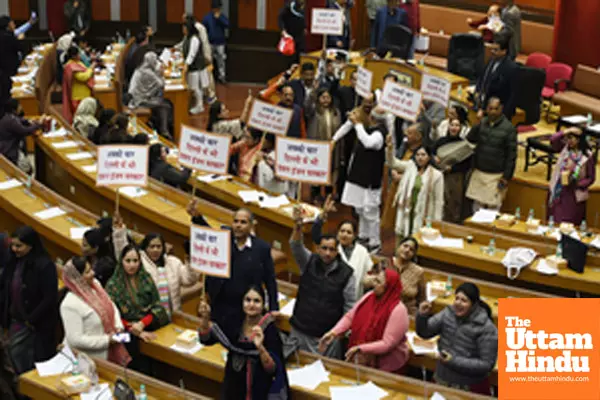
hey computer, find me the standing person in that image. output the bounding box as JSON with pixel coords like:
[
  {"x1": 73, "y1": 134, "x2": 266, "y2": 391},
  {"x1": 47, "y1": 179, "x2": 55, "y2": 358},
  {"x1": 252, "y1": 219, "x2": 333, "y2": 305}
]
[
  {"x1": 305, "y1": 87, "x2": 342, "y2": 203},
  {"x1": 416, "y1": 283, "x2": 498, "y2": 394},
  {"x1": 279, "y1": 0, "x2": 306, "y2": 65},
  {"x1": 548, "y1": 127, "x2": 596, "y2": 225},
  {"x1": 0, "y1": 16, "x2": 23, "y2": 110},
  {"x1": 0, "y1": 226, "x2": 58, "y2": 375},
  {"x1": 392, "y1": 237, "x2": 425, "y2": 316},
  {"x1": 188, "y1": 204, "x2": 279, "y2": 342},
  {"x1": 366, "y1": 0, "x2": 387, "y2": 34},
  {"x1": 181, "y1": 14, "x2": 217, "y2": 104},
  {"x1": 465, "y1": 97, "x2": 517, "y2": 212},
  {"x1": 203, "y1": 0, "x2": 229, "y2": 84},
  {"x1": 335, "y1": 71, "x2": 358, "y2": 195},
  {"x1": 288, "y1": 62, "x2": 317, "y2": 108},
  {"x1": 105, "y1": 244, "x2": 169, "y2": 374},
  {"x1": 387, "y1": 140, "x2": 444, "y2": 241},
  {"x1": 207, "y1": 93, "x2": 252, "y2": 139},
  {"x1": 499, "y1": 0, "x2": 521, "y2": 60},
  {"x1": 81, "y1": 228, "x2": 116, "y2": 287},
  {"x1": 0, "y1": 99, "x2": 44, "y2": 173},
  {"x1": 418, "y1": 100, "x2": 446, "y2": 146},
  {"x1": 62, "y1": 47, "x2": 95, "y2": 123},
  {"x1": 319, "y1": 267, "x2": 409, "y2": 372},
  {"x1": 435, "y1": 104, "x2": 469, "y2": 141},
  {"x1": 433, "y1": 117, "x2": 473, "y2": 223},
  {"x1": 311, "y1": 196, "x2": 374, "y2": 299},
  {"x1": 63, "y1": 0, "x2": 91, "y2": 35},
  {"x1": 327, "y1": 0, "x2": 352, "y2": 50},
  {"x1": 198, "y1": 286, "x2": 290, "y2": 399},
  {"x1": 289, "y1": 207, "x2": 356, "y2": 358},
  {"x1": 474, "y1": 36, "x2": 518, "y2": 119},
  {"x1": 60, "y1": 257, "x2": 131, "y2": 364},
  {"x1": 229, "y1": 128, "x2": 266, "y2": 182},
  {"x1": 276, "y1": 84, "x2": 306, "y2": 139},
  {"x1": 332, "y1": 96, "x2": 387, "y2": 253},
  {"x1": 371, "y1": 0, "x2": 408, "y2": 49},
  {"x1": 257, "y1": 148, "x2": 289, "y2": 196},
  {"x1": 182, "y1": 19, "x2": 207, "y2": 115}
]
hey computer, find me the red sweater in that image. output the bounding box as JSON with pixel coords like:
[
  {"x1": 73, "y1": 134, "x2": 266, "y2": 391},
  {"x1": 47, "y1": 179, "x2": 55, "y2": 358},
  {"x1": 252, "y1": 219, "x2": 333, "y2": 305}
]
[{"x1": 399, "y1": 0, "x2": 420, "y2": 34}]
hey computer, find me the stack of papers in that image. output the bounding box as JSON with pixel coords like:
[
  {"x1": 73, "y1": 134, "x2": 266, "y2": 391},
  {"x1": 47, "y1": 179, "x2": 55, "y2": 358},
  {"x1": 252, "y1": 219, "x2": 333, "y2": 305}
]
[
  {"x1": 280, "y1": 298, "x2": 296, "y2": 317},
  {"x1": 425, "y1": 282, "x2": 439, "y2": 302},
  {"x1": 34, "y1": 207, "x2": 66, "y2": 220},
  {"x1": 258, "y1": 194, "x2": 290, "y2": 209},
  {"x1": 119, "y1": 187, "x2": 148, "y2": 198},
  {"x1": 471, "y1": 209, "x2": 499, "y2": 224},
  {"x1": 287, "y1": 360, "x2": 330, "y2": 390},
  {"x1": 588, "y1": 123, "x2": 600, "y2": 133},
  {"x1": 35, "y1": 345, "x2": 75, "y2": 377},
  {"x1": 535, "y1": 259, "x2": 558, "y2": 276},
  {"x1": 44, "y1": 128, "x2": 68, "y2": 138},
  {"x1": 52, "y1": 140, "x2": 80, "y2": 149},
  {"x1": 423, "y1": 236, "x2": 464, "y2": 249},
  {"x1": 590, "y1": 236, "x2": 600, "y2": 250},
  {"x1": 0, "y1": 179, "x2": 23, "y2": 191},
  {"x1": 330, "y1": 381, "x2": 388, "y2": 400},
  {"x1": 70, "y1": 227, "x2": 92, "y2": 240},
  {"x1": 238, "y1": 190, "x2": 262, "y2": 203},
  {"x1": 171, "y1": 342, "x2": 203, "y2": 355},
  {"x1": 406, "y1": 331, "x2": 439, "y2": 355},
  {"x1": 82, "y1": 164, "x2": 97, "y2": 173},
  {"x1": 166, "y1": 84, "x2": 186, "y2": 91},
  {"x1": 562, "y1": 115, "x2": 588, "y2": 124},
  {"x1": 67, "y1": 152, "x2": 94, "y2": 160}
]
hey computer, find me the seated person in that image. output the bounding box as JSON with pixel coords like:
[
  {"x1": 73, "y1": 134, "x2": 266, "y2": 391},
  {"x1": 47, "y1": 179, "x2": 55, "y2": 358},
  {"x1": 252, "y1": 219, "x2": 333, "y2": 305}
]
[
  {"x1": 147, "y1": 143, "x2": 191, "y2": 188},
  {"x1": 320, "y1": 267, "x2": 409, "y2": 373},
  {"x1": 207, "y1": 94, "x2": 252, "y2": 139},
  {"x1": 128, "y1": 52, "x2": 173, "y2": 140},
  {"x1": 416, "y1": 282, "x2": 498, "y2": 394},
  {"x1": 90, "y1": 109, "x2": 116, "y2": 144},
  {"x1": 73, "y1": 97, "x2": 98, "y2": 138},
  {"x1": 392, "y1": 237, "x2": 425, "y2": 316},
  {"x1": 60, "y1": 257, "x2": 131, "y2": 364},
  {"x1": 62, "y1": 46, "x2": 95, "y2": 123},
  {"x1": 100, "y1": 113, "x2": 129, "y2": 145},
  {"x1": 467, "y1": 4, "x2": 504, "y2": 43},
  {"x1": 197, "y1": 286, "x2": 290, "y2": 399},
  {"x1": 289, "y1": 207, "x2": 356, "y2": 359},
  {"x1": 0, "y1": 99, "x2": 45, "y2": 173},
  {"x1": 106, "y1": 244, "x2": 170, "y2": 374}
]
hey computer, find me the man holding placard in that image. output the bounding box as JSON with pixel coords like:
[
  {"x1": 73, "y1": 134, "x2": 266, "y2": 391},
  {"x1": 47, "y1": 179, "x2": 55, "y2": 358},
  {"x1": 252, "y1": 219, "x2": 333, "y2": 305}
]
[{"x1": 188, "y1": 202, "x2": 279, "y2": 341}]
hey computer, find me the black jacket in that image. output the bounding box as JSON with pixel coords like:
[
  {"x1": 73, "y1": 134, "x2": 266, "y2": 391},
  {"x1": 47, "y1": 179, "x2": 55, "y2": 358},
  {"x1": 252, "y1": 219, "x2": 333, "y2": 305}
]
[
  {"x1": 278, "y1": 2, "x2": 306, "y2": 53},
  {"x1": 150, "y1": 159, "x2": 191, "y2": 188},
  {"x1": 467, "y1": 115, "x2": 517, "y2": 180},
  {"x1": 64, "y1": 0, "x2": 91, "y2": 34},
  {"x1": 0, "y1": 30, "x2": 23, "y2": 76},
  {"x1": 475, "y1": 56, "x2": 518, "y2": 119}
]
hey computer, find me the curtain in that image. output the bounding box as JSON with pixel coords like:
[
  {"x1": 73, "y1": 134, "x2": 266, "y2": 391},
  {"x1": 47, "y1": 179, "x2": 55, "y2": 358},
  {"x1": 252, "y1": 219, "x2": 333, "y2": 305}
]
[{"x1": 553, "y1": 0, "x2": 600, "y2": 68}]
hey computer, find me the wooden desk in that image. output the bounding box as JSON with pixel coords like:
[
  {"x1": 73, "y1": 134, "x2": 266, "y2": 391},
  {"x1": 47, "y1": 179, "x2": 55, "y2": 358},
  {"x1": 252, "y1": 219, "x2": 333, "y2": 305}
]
[
  {"x1": 19, "y1": 357, "x2": 208, "y2": 400},
  {"x1": 416, "y1": 222, "x2": 600, "y2": 296},
  {"x1": 140, "y1": 313, "x2": 493, "y2": 400},
  {"x1": 34, "y1": 113, "x2": 234, "y2": 260}
]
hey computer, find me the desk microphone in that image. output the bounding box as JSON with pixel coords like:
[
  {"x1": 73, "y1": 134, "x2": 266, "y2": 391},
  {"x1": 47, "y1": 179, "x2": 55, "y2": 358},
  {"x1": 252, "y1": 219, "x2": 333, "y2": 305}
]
[{"x1": 179, "y1": 378, "x2": 187, "y2": 400}]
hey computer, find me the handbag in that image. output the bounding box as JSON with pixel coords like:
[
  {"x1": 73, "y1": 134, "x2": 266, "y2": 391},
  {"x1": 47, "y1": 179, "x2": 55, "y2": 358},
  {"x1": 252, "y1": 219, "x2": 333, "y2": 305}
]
[
  {"x1": 277, "y1": 36, "x2": 295, "y2": 56},
  {"x1": 113, "y1": 378, "x2": 135, "y2": 400},
  {"x1": 501, "y1": 248, "x2": 537, "y2": 280}
]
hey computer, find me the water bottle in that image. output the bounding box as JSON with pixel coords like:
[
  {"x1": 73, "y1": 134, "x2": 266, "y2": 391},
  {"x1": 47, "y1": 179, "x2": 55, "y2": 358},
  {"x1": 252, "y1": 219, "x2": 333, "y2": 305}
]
[
  {"x1": 488, "y1": 238, "x2": 496, "y2": 256},
  {"x1": 444, "y1": 276, "x2": 453, "y2": 297},
  {"x1": 548, "y1": 215, "x2": 554, "y2": 229},
  {"x1": 587, "y1": 113, "x2": 593, "y2": 127},
  {"x1": 527, "y1": 208, "x2": 535, "y2": 222},
  {"x1": 50, "y1": 119, "x2": 57, "y2": 132},
  {"x1": 426, "y1": 216, "x2": 432, "y2": 229},
  {"x1": 457, "y1": 85, "x2": 463, "y2": 98},
  {"x1": 138, "y1": 384, "x2": 147, "y2": 400},
  {"x1": 556, "y1": 243, "x2": 563, "y2": 258},
  {"x1": 132, "y1": 115, "x2": 138, "y2": 135},
  {"x1": 515, "y1": 207, "x2": 521, "y2": 220},
  {"x1": 581, "y1": 219, "x2": 588, "y2": 233},
  {"x1": 72, "y1": 360, "x2": 81, "y2": 376}
]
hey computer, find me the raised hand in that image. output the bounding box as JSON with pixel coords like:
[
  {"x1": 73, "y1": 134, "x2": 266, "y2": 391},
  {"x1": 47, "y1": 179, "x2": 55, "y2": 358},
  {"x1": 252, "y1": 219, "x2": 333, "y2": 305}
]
[
  {"x1": 418, "y1": 301, "x2": 432, "y2": 315},
  {"x1": 251, "y1": 326, "x2": 264, "y2": 348}
]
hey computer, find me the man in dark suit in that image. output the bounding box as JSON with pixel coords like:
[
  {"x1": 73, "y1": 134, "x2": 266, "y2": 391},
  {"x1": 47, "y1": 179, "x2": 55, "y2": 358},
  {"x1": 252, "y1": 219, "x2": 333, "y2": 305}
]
[
  {"x1": 0, "y1": 16, "x2": 23, "y2": 111},
  {"x1": 288, "y1": 62, "x2": 316, "y2": 107},
  {"x1": 474, "y1": 35, "x2": 518, "y2": 119}
]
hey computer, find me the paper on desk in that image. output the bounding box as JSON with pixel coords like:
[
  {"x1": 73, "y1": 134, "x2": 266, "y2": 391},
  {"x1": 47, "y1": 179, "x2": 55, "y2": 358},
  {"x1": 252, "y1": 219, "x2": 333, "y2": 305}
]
[
  {"x1": 287, "y1": 360, "x2": 330, "y2": 391},
  {"x1": 425, "y1": 282, "x2": 438, "y2": 302},
  {"x1": 259, "y1": 194, "x2": 290, "y2": 208},
  {"x1": 70, "y1": 227, "x2": 92, "y2": 240},
  {"x1": 528, "y1": 225, "x2": 550, "y2": 235},
  {"x1": 166, "y1": 84, "x2": 186, "y2": 91},
  {"x1": 406, "y1": 331, "x2": 439, "y2": 356},
  {"x1": 119, "y1": 186, "x2": 148, "y2": 198},
  {"x1": 81, "y1": 383, "x2": 111, "y2": 400},
  {"x1": 0, "y1": 179, "x2": 23, "y2": 190},
  {"x1": 562, "y1": 115, "x2": 587, "y2": 124},
  {"x1": 44, "y1": 128, "x2": 68, "y2": 138},
  {"x1": 82, "y1": 164, "x2": 97, "y2": 173},
  {"x1": 34, "y1": 207, "x2": 67, "y2": 220},
  {"x1": 280, "y1": 298, "x2": 296, "y2": 317},
  {"x1": 171, "y1": 342, "x2": 204, "y2": 355},
  {"x1": 35, "y1": 345, "x2": 75, "y2": 377},
  {"x1": 238, "y1": 190, "x2": 262, "y2": 203},
  {"x1": 52, "y1": 140, "x2": 80, "y2": 149},
  {"x1": 590, "y1": 236, "x2": 600, "y2": 249},
  {"x1": 535, "y1": 259, "x2": 558, "y2": 276},
  {"x1": 471, "y1": 209, "x2": 499, "y2": 224},
  {"x1": 197, "y1": 174, "x2": 230, "y2": 183},
  {"x1": 588, "y1": 123, "x2": 600, "y2": 133},
  {"x1": 330, "y1": 381, "x2": 388, "y2": 400},
  {"x1": 18, "y1": 66, "x2": 30, "y2": 74},
  {"x1": 278, "y1": 292, "x2": 287, "y2": 301},
  {"x1": 423, "y1": 236, "x2": 464, "y2": 249},
  {"x1": 67, "y1": 152, "x2": 94, "y2": 160},
  {"x1": 160, "y1": 49, "x2": 172, "y2": 65},
  {"x1": 430, "y1": 392, "x2": 447, "y2": 400}
]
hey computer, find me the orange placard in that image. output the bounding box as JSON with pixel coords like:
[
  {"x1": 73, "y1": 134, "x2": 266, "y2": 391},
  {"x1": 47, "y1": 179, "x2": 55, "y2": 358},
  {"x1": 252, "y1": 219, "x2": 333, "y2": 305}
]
[{"x1": 498, "y1": 298, "x2": 600, "y2": 399}]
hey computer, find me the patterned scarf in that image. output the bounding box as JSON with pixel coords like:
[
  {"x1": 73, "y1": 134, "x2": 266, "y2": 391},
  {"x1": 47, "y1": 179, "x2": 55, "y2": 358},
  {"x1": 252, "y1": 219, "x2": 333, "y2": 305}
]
[
  {"x1": 105, "y1": 257, "x2": 170, "y2": 328},
  {"x1": 62, "y1": 260, "x2": 131, "y2": 366}
]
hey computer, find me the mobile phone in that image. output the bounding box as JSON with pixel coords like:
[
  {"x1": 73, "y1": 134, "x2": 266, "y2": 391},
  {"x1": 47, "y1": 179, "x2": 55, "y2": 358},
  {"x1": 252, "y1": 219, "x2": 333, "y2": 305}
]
[
  {"x1": 31, "y1": 11, "x2": 37, "y2": 20},
  {"x1": 112, "y1": 333, "x2": 131, "y2": 343}
]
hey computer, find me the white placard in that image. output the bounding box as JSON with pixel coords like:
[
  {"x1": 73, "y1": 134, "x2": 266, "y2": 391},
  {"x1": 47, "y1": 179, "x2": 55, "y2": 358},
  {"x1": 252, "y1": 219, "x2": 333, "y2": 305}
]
[
  {"x1": 311, "y1": 8, "x2": 344, "y2": 36},
  {"x1": 96, "y1": 145, "x2": 149, "y2": 187},
  {"x1": 420, "y1": 74, "x2": 451, "y2": 107},
  {"x1": 247, "y1": 99, "x2": 293, "y2": 136},
  {"x1": 179, "y1": 125, "x2": 231, "y2": 175},
  {"x1": 379, "y1": 81, "x2": 422, "y2": 122},
  {"x1": 190, "y1": 224, "x2": 231, "y2": 279},
  {"x1": 356, "y1": 66, "x2": 373, "y2": 99},
  {"x1": 275, "y1": 137, "x2": 332, "y2": 185}
]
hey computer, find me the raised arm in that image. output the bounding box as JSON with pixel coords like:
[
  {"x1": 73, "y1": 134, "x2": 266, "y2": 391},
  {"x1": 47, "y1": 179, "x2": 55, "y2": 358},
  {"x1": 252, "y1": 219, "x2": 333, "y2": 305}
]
[
  {"x1": 262, "y1": 244, "x2": 279, "y2": 312},
  {"x1": 332, "y1": 119, "x2": 354, "y2": 143},
  {"x1": 416, "y1": 303, "x2": 446, "y2": 339},
  {"x1": 289, "y1": 207, "x2": 311, "y2": 275},
  {"x1": 355, "y1": 123, "x2": 383, "y2": 150}
]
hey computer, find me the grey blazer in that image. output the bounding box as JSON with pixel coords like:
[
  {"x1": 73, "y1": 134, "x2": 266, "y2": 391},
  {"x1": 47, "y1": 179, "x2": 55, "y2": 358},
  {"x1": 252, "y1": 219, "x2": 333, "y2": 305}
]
[{"x1": 501, "y1": 5, "x2": 522, "y2": 59}]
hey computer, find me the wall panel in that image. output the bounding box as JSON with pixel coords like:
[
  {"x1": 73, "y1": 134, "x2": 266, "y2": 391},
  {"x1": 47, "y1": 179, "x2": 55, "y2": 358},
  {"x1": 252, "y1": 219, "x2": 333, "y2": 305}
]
[
  {"x1": 121, "y1": 0, "x2": 140, "y2": 22},
  {"x1": 8, "y1": 0, "x2": 29, "y2": 21}
]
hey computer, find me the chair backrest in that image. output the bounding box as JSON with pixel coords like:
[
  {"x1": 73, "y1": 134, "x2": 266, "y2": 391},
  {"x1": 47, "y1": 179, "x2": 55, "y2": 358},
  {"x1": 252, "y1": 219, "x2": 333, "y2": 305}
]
[
  {"x1": 513, "y1": 65, "x2": 546, "y2": 125},
  {"x1": 377, "y1": 24, "x2": 413, "y2": 59},
  {"x1": 526, "y1": 52, "x2": 552, "y2": 70},
  {"x1": 572, "y1": 64, "x2": 600, "y2": 98},
  {"x1": 447, "y1": 34, "x2": 485, "y2": 82},
  {"x1": 545, "y1": 62, "x2": 573, "y2": 91}
]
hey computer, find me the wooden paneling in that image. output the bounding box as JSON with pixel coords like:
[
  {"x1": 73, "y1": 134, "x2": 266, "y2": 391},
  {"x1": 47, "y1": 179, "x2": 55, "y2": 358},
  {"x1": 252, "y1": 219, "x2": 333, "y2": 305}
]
[
  {"x1": 8, "y1": 0, "x2": 29, "y2": 21},
  {"x1": 237, "y1": 0, "x2": 257, "y2": 30},
  {"x1": 91, "y1": 0, "x2": 110, "y2": 21},
  {"x1": 121, "y1": 0, "x2": 140, "y2": 21},
  {"x1": 193, "y1": 0, "x2": 211, "y2": 22},
  {"x1": 166, "y1": 0, "x2": 184, "y2": 24},
  {"x1": 266, "y1": 0, "x2": 286, "y2": 31}
]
